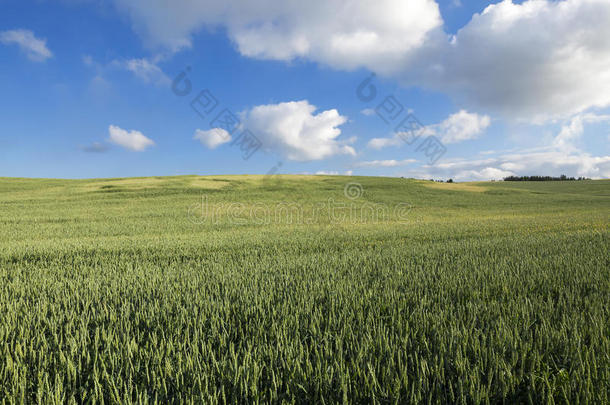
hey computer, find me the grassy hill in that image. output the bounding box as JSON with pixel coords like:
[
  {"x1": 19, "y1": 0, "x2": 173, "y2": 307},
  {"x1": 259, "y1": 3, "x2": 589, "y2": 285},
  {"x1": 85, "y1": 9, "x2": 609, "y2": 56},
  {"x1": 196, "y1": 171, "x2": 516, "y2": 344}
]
[{"x1": 0, "y1": 176, "x2": 608, "y2": 403}]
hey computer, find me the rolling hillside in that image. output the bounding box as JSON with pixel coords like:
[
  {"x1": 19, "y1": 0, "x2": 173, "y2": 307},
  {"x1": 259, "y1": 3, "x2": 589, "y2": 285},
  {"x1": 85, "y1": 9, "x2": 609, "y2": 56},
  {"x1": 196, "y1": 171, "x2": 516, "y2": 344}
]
[{"x1": 0, "y1": 176, "x2": 608, "y2": 403}]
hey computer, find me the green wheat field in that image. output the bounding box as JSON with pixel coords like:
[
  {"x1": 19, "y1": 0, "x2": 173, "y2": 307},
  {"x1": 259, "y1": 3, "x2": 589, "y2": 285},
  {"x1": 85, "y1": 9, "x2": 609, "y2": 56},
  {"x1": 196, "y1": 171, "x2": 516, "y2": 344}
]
[{"x1": 0, "y1": 175, "x2": 608, "y2": 404}]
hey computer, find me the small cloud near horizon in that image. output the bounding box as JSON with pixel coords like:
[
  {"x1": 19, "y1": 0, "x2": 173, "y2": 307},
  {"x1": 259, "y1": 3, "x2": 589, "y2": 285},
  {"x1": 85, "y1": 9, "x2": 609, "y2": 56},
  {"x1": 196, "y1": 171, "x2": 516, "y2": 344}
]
[{"x1": 108, "y1": 125, "x2": 155, "y2": 151}]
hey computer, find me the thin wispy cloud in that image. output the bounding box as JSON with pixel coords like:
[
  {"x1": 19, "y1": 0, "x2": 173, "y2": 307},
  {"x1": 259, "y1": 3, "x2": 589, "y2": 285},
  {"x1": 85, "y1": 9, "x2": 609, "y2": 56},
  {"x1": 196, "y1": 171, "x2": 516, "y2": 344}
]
[
  {"x1": 410, "y1": 118, "x2": 610, "y2": 181},
  {"x1": 83, "y1": 55, "x2": 170, "y2": 87},
  {"x1": 80, "y1": 142, "x2": 110, "y2": 153},
  {"x1": 367, "y1": 110, "x2": 489, "y2": 150},
  {"x1": 120, "y1": 58, "x2": 170, "y2": 86},
  {"x1": 356, "y1": 159, "x2": 417, "y2": 168},
  {"x1": 0, "y1": 29, "x2": 52, "y2": 61}
]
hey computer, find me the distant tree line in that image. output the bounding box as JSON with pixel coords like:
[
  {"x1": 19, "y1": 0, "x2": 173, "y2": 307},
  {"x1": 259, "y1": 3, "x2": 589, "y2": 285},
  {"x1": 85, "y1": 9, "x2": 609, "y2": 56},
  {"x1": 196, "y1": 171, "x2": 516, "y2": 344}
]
[{"x1": 503, "y1": 175, "x2": 590, "y2": 181}]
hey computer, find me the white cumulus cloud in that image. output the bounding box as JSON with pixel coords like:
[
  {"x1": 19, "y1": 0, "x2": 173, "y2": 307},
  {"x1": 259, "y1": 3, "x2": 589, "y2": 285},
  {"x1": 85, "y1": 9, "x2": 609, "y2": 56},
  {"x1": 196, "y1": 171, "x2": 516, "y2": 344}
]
[
  {"x1": 0, "y1": 29, "x2": 52, "y2": 62},
  {"x1": 108, "y1": 125, "x2": 155, "y2": 151},
  {"x1": 242, "y1": 100, "x2": 354, "y2": 161},
  {"x1": 111, "y1": 0, "x2": 442, "y2": 74},
  {"x1": 194, "y1": 128, "x2": 232, "y2": 149},
  {"x1": 413, "y1": 0, "x2": 610, "y2": 122},
  {"x1": 431, "y1": 110, "x2": 491, "y2": 144},
  {"x1": 110, "y1": 0, "x2": 610, "y2": 122}
]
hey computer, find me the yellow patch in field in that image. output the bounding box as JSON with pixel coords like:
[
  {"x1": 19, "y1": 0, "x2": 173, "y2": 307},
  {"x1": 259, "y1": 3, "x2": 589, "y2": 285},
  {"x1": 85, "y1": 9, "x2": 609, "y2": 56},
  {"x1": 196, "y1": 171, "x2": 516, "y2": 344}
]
[
  {"x1": 82, "y1": 177, "x2": 166, "y2": 191},
  {"x1": 419, "y1": 181, "x2": 488, "y2": 192},
  {"x1": 83, "y1": 176, "x2": 233, "y2": 192},
  {"x1": 201, "y1": 174, "x2": 332, "y2": 186},
  {"x1": 259, "y1": 175, "x2": 327, "y2": 182},
  {"x1": 92, "y1": 177, "x2": 166, "y2": 186},
  {"x1": 187, "y1": 178, "x2": 232, "y2": 189}
]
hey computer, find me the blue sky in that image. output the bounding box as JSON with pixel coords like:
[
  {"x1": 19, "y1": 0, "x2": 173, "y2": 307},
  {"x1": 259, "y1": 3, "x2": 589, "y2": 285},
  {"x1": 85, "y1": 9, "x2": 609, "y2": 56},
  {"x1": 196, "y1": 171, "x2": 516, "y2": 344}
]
[{"x1": 1, "y1": 0, "x2": 609, "y2": 180}]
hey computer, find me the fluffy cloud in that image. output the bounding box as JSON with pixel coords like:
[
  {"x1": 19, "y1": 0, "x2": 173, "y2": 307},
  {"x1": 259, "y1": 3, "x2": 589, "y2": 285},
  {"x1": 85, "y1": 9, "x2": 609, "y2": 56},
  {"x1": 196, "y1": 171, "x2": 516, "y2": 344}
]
[
  {"x1": 108, "y1": 125, "x2": 155, "y2": 151},
  {"x1": 113, "y1": 0, "x2": 610, "y2": 122},
  {"x1": 112, "y1": 0, "x2": 441, "y2": 73},
  {"x1": 0, "y1": 29, "x2": 52, "y2": 61},
  {"x1": 367, "y1": 110, "x2": 488, "y2": 149},
  {"x1": 242, "y1": 100, "x2": 354, "y2": 161},
  {"x1": 194, "y1": 128, "x2": 232, "y2": 149},
  {"x1": 414, "y1": 0, "x2": 610, "y2": 121},
  {"x1": 191, "y1": 101, "x2": 353, "y2": 160},
  {"x1": 433, "y1": 110, "x2": 490, "y2": 144}
]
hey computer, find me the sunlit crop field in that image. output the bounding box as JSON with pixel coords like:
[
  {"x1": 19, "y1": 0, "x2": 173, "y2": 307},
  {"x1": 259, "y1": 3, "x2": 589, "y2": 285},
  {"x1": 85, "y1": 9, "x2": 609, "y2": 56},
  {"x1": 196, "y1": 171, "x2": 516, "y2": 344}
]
[{"x1": 0, "y1": 176, "x2": 608, "y2": 403}]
